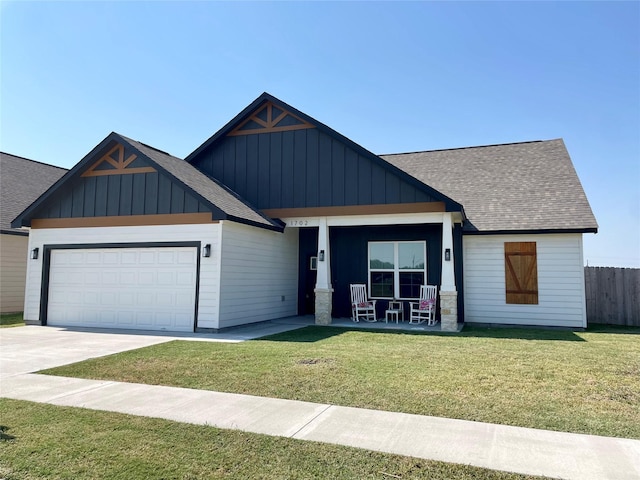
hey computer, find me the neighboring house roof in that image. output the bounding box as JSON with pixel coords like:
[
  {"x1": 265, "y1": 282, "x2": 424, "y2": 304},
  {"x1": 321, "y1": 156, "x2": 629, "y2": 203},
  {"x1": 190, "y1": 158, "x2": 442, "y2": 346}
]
[
  {"x1": 0, "y1": 152, "x2": 67, "y2": 235},
  {"x1": 11, "y1": 133, "x2": 282, "y2": 231},
  {"x1": 382, "y1": 139, "x2": 598, "y2": 233}
]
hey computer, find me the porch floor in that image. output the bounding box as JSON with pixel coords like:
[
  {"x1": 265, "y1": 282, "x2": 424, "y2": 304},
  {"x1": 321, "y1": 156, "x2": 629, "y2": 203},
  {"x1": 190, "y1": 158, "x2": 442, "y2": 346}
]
[{"x1": 272, "y1": 316, "x2": 464, "y2": 333}]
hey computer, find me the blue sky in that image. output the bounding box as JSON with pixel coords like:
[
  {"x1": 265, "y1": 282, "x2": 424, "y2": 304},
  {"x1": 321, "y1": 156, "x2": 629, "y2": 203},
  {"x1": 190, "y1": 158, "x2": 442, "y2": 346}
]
[{"x1": 1, "y1": 1, "x2": 639, "y2": 267}]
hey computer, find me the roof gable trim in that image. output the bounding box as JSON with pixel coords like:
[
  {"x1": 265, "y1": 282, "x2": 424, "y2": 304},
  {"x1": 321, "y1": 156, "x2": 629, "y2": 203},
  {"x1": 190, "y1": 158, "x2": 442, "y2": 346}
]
[
  {"x1": 81, "y1": 143, "x2": 156, "y2": 177},
  {"x1": 228, "y1": 101, "x2": 315, "y2": 136}
]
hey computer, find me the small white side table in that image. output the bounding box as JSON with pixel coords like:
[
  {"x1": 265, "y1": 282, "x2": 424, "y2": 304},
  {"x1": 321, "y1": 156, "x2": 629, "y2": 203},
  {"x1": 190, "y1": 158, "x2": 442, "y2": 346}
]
[
  {"x1": 385, "y1": 309, "x2": 400, "y2": 324},
  {"x1": 388, "y1": 300, "x2": 404, "y2": 321}
]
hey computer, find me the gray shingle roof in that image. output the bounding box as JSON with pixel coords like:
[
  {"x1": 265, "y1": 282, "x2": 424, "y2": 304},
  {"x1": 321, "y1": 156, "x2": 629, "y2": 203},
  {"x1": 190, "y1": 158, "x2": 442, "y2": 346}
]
[
  {"x1": 382, "y1": 139, "x2": 598, "y2": 233},
  {"x1": 120, "y1": 135, "x2": 279, "y2": 229},
  {"x1": 1, "y1": 152, "x2": 67, "y2": 233}
]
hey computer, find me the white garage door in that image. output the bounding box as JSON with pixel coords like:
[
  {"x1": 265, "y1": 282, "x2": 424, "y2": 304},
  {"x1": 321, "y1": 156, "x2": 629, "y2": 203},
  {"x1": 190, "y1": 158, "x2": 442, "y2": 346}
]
[{"x1": 47, "y1": 247, "x2": 198, "y2": 332}]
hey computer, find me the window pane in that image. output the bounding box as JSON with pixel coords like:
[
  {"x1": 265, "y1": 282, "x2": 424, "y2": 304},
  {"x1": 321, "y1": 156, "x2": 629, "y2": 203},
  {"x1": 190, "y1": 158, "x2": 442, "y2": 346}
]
[
  {"x1": 399, "y1": 272, "x2": 424, "y2": 299},
  {"x1": 370, "y1": 272, "x2": 394, "y2": 298},
  {"x1": 398, "y1": 243, "x2": 425, "y2": 270},
  {"x1": 369, "y1": 243, "x2": 394, "y2": 269}
]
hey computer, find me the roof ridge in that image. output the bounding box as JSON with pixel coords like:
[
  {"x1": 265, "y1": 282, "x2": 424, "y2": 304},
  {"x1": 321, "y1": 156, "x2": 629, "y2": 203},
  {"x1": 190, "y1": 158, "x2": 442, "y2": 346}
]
[
  {"x1": 115, "y1": 134, "x2": 179, "y2": 159},
  {"x1": 137, "y1": 142, "x2": 175, "y2": 158},
  {"x1": 0, "y1": 151, "x2": 68, "y2": 171},
  {"x1": 380, "y1": 139, "x2": 557, "y2": 157}
]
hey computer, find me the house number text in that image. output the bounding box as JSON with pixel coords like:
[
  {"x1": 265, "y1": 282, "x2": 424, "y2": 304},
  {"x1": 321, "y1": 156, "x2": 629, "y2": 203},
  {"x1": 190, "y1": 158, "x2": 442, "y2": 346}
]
[{"x1": 289, "y1": 220, "x2": 309, "y2": 226}]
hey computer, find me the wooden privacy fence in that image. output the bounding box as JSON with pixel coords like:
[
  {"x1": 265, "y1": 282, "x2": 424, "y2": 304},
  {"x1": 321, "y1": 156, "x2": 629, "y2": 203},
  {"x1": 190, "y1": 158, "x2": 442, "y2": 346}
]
[{"x1": 584, "y1": 267, "x2": 640, "y2": 326}]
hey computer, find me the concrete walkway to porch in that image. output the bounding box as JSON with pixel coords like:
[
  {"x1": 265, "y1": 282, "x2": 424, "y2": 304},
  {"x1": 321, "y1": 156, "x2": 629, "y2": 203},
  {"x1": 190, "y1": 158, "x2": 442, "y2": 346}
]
[{"x1": 1, "y1": 324, "x2": 638, "y2": 480}]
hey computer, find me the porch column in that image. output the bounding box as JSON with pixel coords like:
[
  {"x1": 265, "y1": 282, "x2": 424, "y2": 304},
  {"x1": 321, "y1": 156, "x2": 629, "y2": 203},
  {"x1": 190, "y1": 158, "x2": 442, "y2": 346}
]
[
  {"x1": 315, "y1": 217, "x2": 333, "y2": 325},
  {"x1": 440, "y1": 212, "x2": 458, "y2": 331}
]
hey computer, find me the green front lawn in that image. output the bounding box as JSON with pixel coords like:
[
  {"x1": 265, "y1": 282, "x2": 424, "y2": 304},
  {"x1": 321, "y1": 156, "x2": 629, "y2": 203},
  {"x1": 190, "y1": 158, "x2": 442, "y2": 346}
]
[
  {"x1": 43, "y1": 325, "x2": 640, "y2": 439},
  {"x1": 0, "y1": 312, "x2": 23, "y2": 328},
  {"x1": 0, "y1": 399, "x2": 543, "y2": 480}
]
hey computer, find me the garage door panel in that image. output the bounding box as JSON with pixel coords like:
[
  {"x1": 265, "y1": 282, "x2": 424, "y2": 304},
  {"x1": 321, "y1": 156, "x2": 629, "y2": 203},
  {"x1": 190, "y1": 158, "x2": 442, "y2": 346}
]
[
  {"x1": 120, "y1": 271, "x2": 137, "y2": 285},
  {"x1": 139, "y1": 251, "x2": 155, "y2": 264},
  {"x1": 82, "y1": 291, "x2": 99, "y2": 304},
  {"x1": 117, "y1": 311, "x2": 135, "y2": 325},
  {"x1": 176, "y1": 294, "x2": 193, "y2": 307},
  {"x1": 101, "y1": 291, "x2": 117, "y2": 305},
  {"x1": 85, "y1": 272, "x2": 101, "y2": 284},
  {"x1": 136, "y1": 291, "x2": 155, "y2": 306},
  {"x1": 86, "y1": 252, "x2": 102, "y2": 264},
  {"x1": 48, "y1": 247, "x2": 197, "y2": 332},
  {"x1": 156, "y1": 293, "x2": 175, "y2": 307},
  {"x1": 177, "y1": 272, "x2": 195, "y2": 285},
  {"x1": 136, "y1": 311, "x2": 154, "y2": 326},
  {"x1": 138, "y1": 271, "x2": 154, "y2": 285},
  {"x1": 157, "y1": 272, "x2": 174, "y2": 285},
  {"x1": 99, "y1": 311, "x2": 117, "y2": 324},
  {"x1": 158, "y1": 251, "x2": 176, "y2": 264},
  {"x1": 156, "y1": 312, "x2": 172, "y2": 326},
  {"x1": 121, "y1": 251, "x2": 137, "y2": 264},
  {"x1": 178, "y1": 251, "x2": 196, "y2": 264},
  {"x1": 63, "y1": 252, "x2": 84, "y2": 264},
  {"x1": 174, "y1": 314, "x2": 191, "y2": 328},
  {"x1": 119, "y1": 292, "x2": 135, "y2": 306},
  {"x1": 103, "y1": 251, "x2": 119, "y2": 264},
  {"x1": 102, "y1": 271, "x2": 118, "y2": 285}
]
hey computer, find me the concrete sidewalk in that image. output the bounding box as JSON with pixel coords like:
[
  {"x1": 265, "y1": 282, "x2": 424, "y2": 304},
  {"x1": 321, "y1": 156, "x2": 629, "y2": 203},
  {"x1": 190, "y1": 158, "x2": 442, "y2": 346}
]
[
  {"x1": 2, "y1": 374, "x2": 639, "y2": 480},
  {"x1": 2, "y1": 325, "x2": 640, "y2": 480}
]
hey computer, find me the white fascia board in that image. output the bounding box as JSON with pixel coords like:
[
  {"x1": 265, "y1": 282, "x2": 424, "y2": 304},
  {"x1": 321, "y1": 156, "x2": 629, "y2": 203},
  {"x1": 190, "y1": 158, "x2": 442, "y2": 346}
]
[{"x1": 281, "y1": 212, "x2": 455, "y2": 228}]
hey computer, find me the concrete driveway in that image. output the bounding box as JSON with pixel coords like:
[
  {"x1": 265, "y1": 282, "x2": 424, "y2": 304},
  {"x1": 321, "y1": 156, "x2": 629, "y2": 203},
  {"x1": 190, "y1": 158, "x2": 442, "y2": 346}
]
[
  {"x1": 0, "y1": 320, "x2": 307, "y2": 378},
  {"x1": 0, "y1": 326, "x2": 176, "y2": 378}
]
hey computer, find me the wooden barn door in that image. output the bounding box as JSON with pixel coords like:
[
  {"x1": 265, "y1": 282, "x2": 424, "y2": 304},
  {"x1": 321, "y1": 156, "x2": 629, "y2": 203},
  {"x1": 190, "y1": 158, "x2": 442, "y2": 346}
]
[{"x1": 505, "y1": 242, "x2": 538, "y2": 304}]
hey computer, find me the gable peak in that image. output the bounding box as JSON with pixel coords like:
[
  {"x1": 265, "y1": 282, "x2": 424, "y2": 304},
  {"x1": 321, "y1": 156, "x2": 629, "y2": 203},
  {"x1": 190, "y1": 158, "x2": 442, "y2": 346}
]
[
  {"x1": 228, "y1": 100, "x2": 314, "y2": 136},
  {"x1": 81, "y1": 142, "x2": 156, "y2": 177}
]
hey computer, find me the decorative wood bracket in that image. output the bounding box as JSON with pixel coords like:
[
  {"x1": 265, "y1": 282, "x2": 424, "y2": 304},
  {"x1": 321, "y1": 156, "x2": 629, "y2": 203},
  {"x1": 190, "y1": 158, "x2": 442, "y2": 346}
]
[
  {"x1": 81, "y1": 144, "x2": 156, "y2": 177},
  {"x1": 228, "y1": 101, "x2": 315, "y2": 136}
]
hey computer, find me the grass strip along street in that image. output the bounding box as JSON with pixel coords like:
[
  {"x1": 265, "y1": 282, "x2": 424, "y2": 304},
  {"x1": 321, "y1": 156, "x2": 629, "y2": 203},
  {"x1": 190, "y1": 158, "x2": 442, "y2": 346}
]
[{"x1": 0, "y1": 398, "x2": 546, "y2": 480}]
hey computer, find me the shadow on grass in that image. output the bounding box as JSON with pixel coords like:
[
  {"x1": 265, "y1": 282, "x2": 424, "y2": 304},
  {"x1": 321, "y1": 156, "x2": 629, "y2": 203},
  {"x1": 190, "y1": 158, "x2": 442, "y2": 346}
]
[
  {"x1": 0, "y1": 425, "x2": 16, "y2": 441},
  {"x1": 254, "y1": 325, "x2": 588, "y2": 343},
  {"x1": 586, "y1": 324, "x2": 640, "y2": 335}
]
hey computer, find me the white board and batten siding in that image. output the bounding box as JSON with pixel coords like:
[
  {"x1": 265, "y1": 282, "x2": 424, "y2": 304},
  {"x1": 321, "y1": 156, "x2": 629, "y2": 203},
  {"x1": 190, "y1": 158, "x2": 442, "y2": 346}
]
[
  {"x1": 463, "y1": 233, "x2": 587, "y2": 328},
  {"x1": 24, "y1": 223, "x2": 221, "y2": 330},
  {"x1": 218, "y1": 222, "x2": 298, "y2": 329}
]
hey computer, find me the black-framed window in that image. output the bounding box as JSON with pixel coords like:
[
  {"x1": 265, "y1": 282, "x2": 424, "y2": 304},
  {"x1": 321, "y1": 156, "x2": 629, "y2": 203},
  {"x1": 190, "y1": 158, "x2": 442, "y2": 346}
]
[{"x1": 368, "y1": 241, "x2": 426, "y2": 299}]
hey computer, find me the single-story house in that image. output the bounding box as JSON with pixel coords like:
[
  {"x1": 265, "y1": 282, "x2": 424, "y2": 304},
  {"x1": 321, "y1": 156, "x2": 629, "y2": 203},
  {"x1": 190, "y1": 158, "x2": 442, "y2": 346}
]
[
  {"x1": 12, "y1": 93, "x2": 597, "y2": 331},
  {"x1": 0, "y1": 152, "x2": 67, "y2": 313}
]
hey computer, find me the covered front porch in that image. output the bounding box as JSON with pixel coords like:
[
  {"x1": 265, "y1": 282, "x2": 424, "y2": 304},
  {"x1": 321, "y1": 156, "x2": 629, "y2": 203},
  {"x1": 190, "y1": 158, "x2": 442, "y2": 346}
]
[
  {"x1": 285, "y1": 210, "x2": 464, "y2": 332},
  {"x1": 271, "y1": 315, "x2": 465, "y2": 333}
]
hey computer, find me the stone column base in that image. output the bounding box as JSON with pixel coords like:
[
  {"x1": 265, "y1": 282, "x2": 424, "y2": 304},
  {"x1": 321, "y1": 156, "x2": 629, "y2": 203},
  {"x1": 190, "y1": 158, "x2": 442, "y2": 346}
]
[
  {"x1": 439, "y1": 290, "x2": 458, "y2": 332},
  {"x1": 314, "y1": 287, "x2": 334, "y2": 325}
]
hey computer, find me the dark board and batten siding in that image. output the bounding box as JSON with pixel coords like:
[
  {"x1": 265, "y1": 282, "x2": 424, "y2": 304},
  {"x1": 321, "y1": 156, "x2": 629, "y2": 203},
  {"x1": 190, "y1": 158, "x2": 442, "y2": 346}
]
[
  {"x1": 39, "y1": 169, "x2": 210, "y2": 219},
  {"x1": 191, "y1": 129, "x2": 436, "y2": 210},
  {"x1": 329, "y1": 224, "x2": 464, "y2": 320}
]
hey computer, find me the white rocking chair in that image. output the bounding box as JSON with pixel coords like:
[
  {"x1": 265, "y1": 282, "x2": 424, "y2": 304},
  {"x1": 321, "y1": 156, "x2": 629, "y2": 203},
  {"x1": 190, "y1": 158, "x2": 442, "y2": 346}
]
[
  {"x1": 350, "y1": 284, "x2": 377, "y2": 322},
  {"x1": 409, "y1": 285, "x2": 438, "y2": 325}
]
